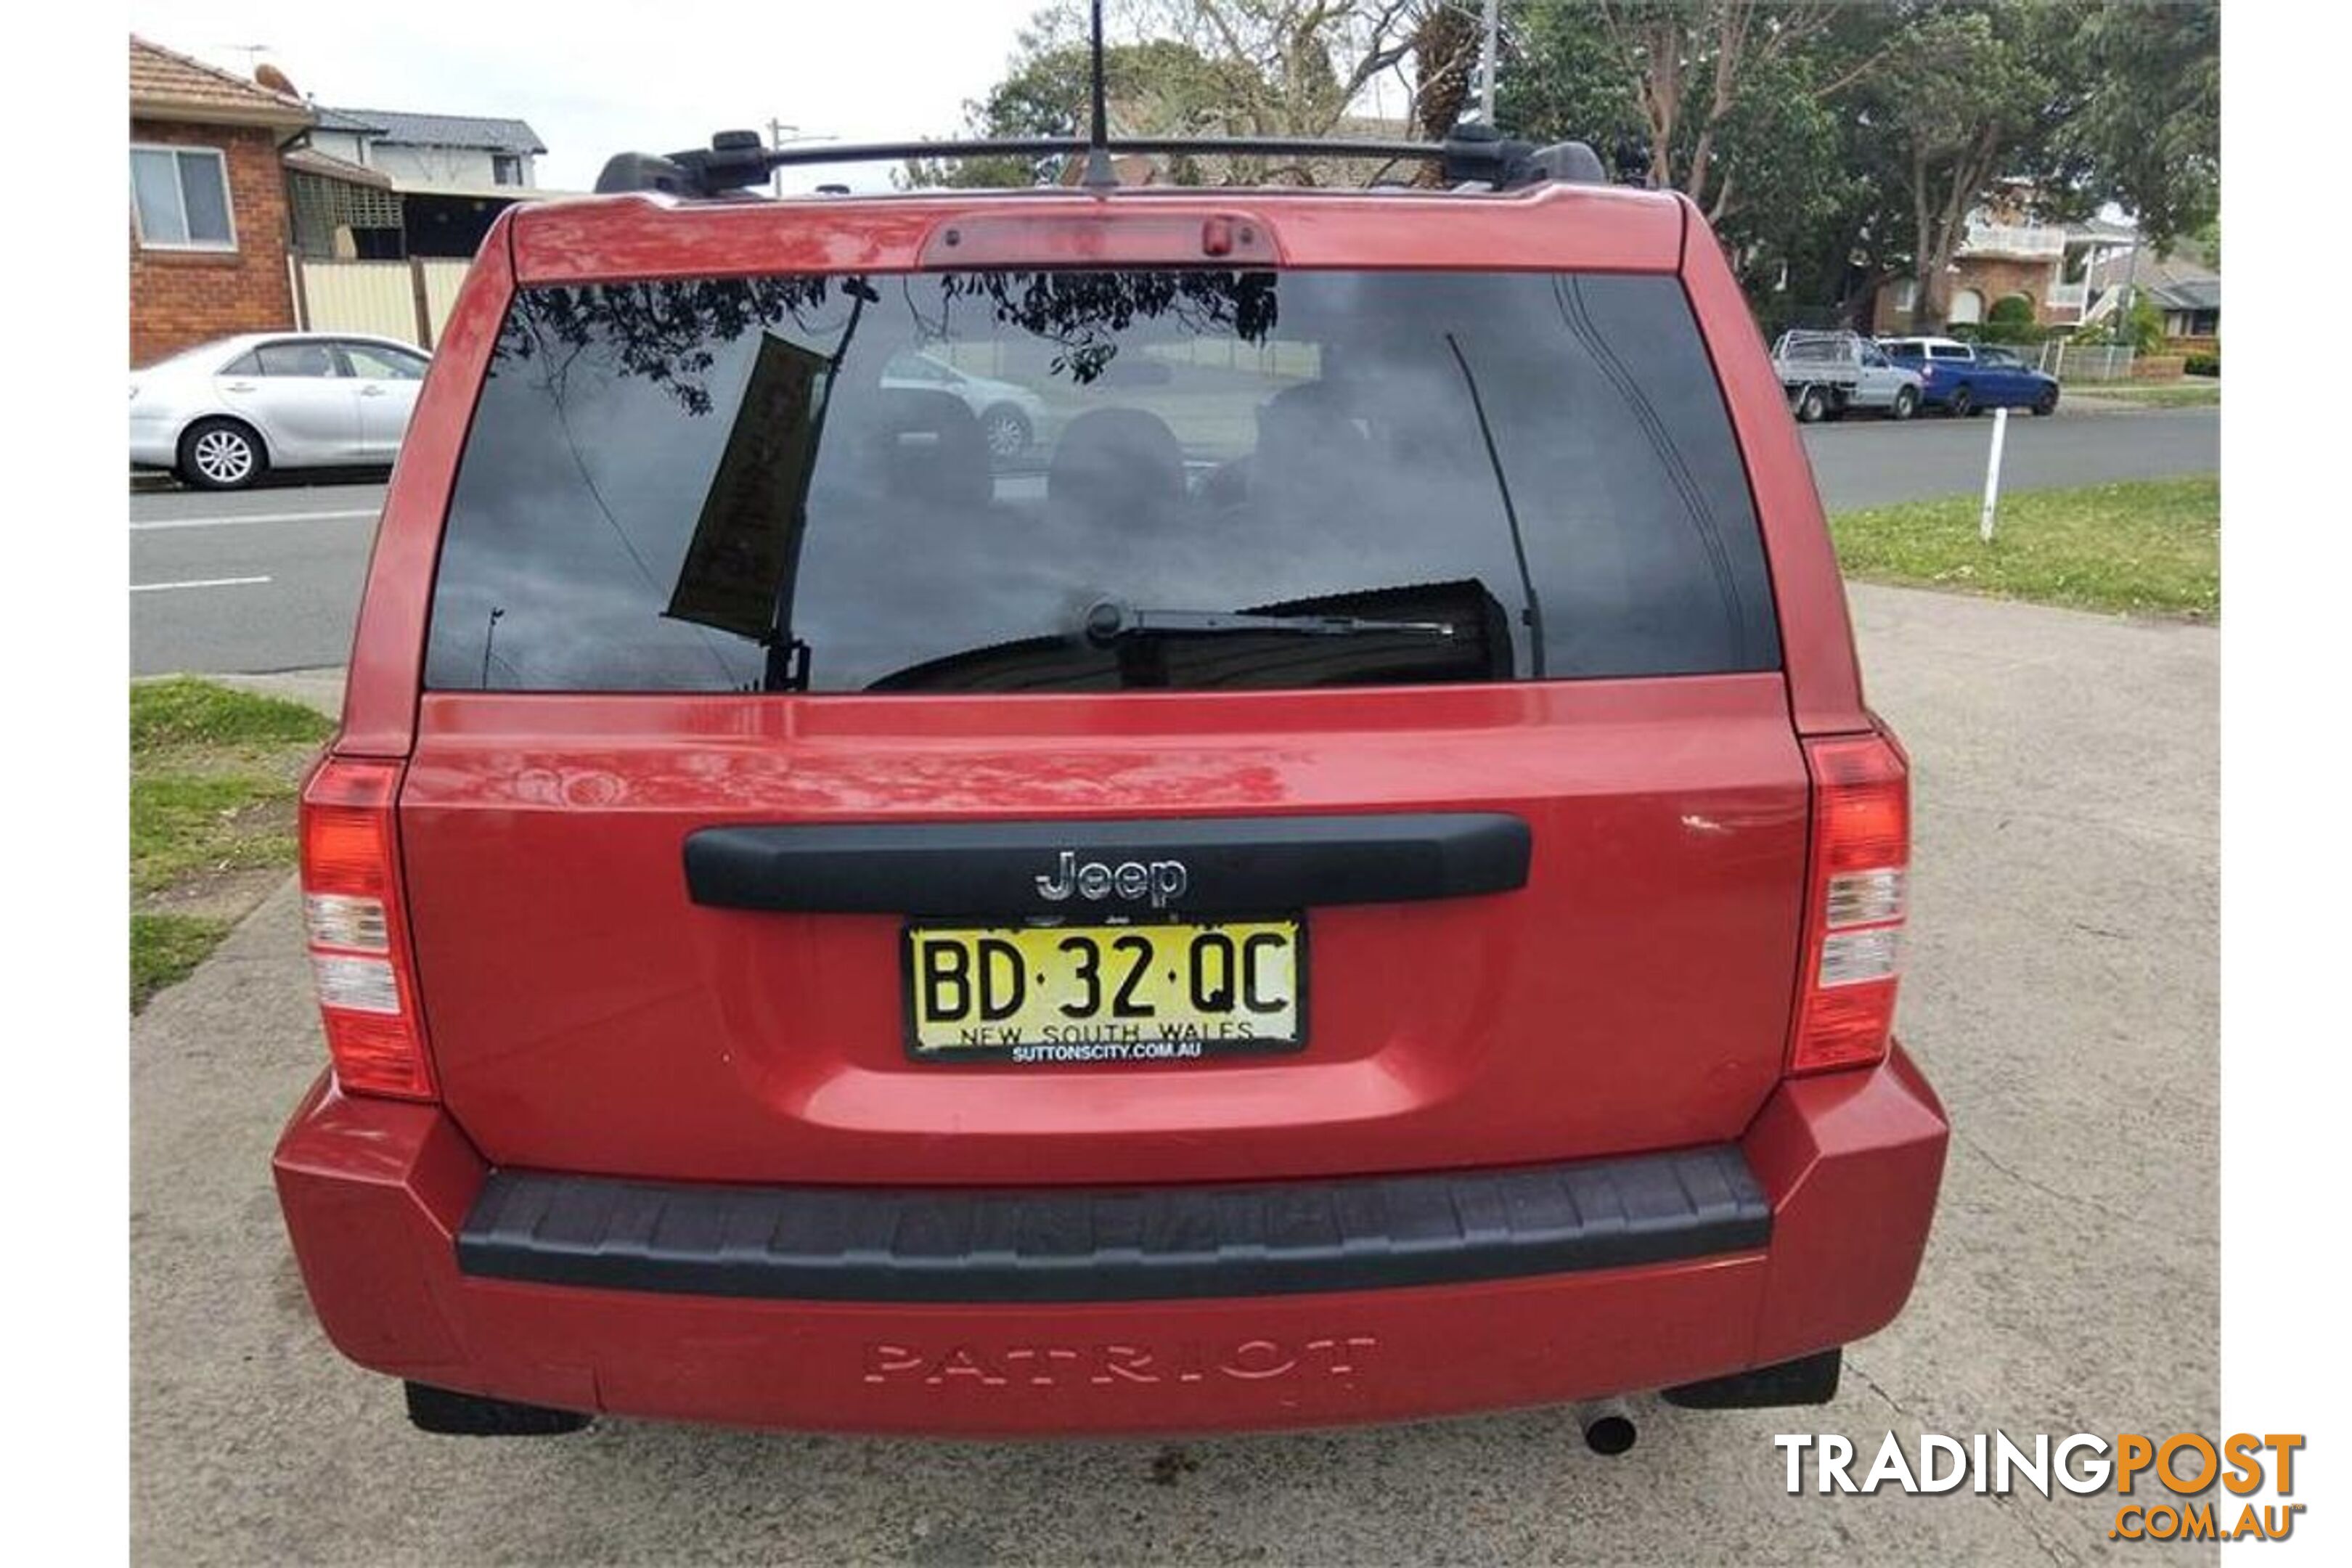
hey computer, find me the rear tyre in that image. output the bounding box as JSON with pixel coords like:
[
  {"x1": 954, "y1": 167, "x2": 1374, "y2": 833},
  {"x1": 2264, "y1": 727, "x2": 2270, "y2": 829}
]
[
  {"x1": 1947, "y1": 385, "x2": 1975, "y2": 419},
  {"x1": 1890, "y1": 386, "x2": 1919, "y2": 421},
  {"x1": 178, "y1": 417, "x2": 266, "y2": 491},
  {"x1": 403, "y1": 1381, "x2": 592, "y2": 1437},
  {"x1": 1794, "y1": 385, "x2": 1829, "y2": 424},
  {"x1": 2033, "y1": 386, "x2": 2059, "y2": 417}
]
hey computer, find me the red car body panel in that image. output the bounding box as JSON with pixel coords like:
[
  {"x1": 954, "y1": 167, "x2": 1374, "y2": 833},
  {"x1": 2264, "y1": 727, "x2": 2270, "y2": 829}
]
[
  {"x1": 506, "y1": 184, "x2": 1687, "y2": 284},
  {"x1": 275, "y1": 1047, "x2": 1943, "y2": 1435},
  {"x1": 399, "y1": 674, "x2": 1806, "y2": 1184},
  {"x1": 1672, "y1": 199, "x2": 1869, "y2": 738},
  {"x1": 283, "y1": 176, "x2": 1946, "y2": 1434}
]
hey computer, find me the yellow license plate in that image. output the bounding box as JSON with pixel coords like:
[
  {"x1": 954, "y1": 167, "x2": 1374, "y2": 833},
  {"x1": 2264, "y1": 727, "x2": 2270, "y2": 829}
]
[{"x1": 903, "y1": 919, "x2": 1304, "y2": 1063}]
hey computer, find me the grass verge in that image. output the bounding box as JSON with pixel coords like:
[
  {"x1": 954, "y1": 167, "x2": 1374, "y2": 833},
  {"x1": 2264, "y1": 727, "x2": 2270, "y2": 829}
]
[
  {"x1": 131, "y1": 678, "x2": 333, "y2": 1010},
  {"x1": 1830, "y1": 474, "x2": 2218, "y2": 621},
  {"x1": 2069, "y1": 382, "x2": 2221, "y2": 408},
  {"x1": 131, "y1": 912, "x2": 234, "y2": 1007}
]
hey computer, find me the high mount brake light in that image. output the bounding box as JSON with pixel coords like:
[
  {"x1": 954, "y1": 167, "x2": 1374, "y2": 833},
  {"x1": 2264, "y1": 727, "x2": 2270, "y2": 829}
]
[
  {"x1": 918, "y1": 211, "x2": 1281, "y2": 268},
  {"x1": 1788, "y1": 732, "x2": 1909, "y2": 1075},
  {"x1": 300, "y1": 757, "x2": 437, "y2": 1100}
]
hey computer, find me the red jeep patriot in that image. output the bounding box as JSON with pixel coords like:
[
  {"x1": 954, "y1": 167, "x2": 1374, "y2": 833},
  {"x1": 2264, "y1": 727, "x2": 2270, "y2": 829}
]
[{"x1": 271, "y1": 120, "x2": 1946, "y2": 1442}]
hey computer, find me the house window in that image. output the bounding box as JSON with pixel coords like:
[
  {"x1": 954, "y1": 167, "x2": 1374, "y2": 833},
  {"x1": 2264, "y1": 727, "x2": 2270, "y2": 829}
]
[
  {"x1": 131, "y1": 145, "x2": 237, "y2": 250},
  {"x1": 491, "y1": 155, "x2": 523, "y2": 187}
]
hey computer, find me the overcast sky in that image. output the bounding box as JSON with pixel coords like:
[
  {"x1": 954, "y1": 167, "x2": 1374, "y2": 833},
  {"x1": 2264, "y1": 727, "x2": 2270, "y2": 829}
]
[{"x1": 128, "y1": 0, "x2": 1058, "y2": 192}]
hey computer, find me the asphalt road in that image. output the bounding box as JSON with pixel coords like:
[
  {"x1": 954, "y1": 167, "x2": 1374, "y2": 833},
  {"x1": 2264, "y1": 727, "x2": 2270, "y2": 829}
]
[
  {"x1": 129, "y1": 404, "x2": 2221, "y2": 679},
  {"x1": 131, "y1": 580, "x2": 2216, "y2": 1564},
  {"x1": 1802, "y1": 401, "x2": 2217, "y2": 510}
]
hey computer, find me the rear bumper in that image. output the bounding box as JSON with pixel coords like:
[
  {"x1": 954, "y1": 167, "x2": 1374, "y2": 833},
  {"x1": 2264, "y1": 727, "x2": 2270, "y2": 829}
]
[
  {"x1": 128, "y1": 422, "x2": 179, "y2": 470},
  {"x1": 273, "y1": 1047, "x2": 1947, "y2": 1436}
]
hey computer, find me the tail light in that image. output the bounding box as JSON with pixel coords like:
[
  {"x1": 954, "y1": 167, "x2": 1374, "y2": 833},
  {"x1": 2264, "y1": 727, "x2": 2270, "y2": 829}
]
[
  {"x1": 1788, "y1": 732, "x2": 1909, "y2": 1074},
  {"x1": 299, "y1": 756, "x2": 437, "y2": 1100}
]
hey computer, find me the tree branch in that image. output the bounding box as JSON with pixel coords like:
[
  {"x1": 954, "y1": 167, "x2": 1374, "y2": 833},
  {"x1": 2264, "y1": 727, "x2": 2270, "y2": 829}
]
[
  {"x1": 1686, "y1": 0, "x2": 1749, "y2": 202},
  {"x1": 1808, "y1": 37, "x2": 1901, "y2": 102},
  {"x1": 1339, "y1": 0, "x2": 1417, "y2": 98}
]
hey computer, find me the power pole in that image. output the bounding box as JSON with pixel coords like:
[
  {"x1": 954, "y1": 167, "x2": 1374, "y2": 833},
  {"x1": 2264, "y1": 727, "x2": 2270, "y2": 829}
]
[
  {"x1": 2119, "y1": 222, "x2": 2142, "y2": 345},
  {"x1": 1480, "y1": 0, "x2": 1499, "y2": 124}
]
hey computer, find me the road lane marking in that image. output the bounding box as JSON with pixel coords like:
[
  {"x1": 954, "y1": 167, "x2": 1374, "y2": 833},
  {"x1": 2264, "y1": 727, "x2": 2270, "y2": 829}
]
[
  {"x1": 130, "y1": 576, "x2": 274, "y2": 593},
  {"x1": 130, "y1": 508, "x2": 378, "y2": 532}
]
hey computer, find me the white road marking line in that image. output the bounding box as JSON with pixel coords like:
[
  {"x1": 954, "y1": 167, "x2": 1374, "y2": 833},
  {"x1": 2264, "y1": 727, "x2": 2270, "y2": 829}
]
[
  {"x1": 130, "y1": 508, "x2": 378, "y2": 532},
  {"x1": 130, "y1": 576, "x2": 274, "y2": 594}
]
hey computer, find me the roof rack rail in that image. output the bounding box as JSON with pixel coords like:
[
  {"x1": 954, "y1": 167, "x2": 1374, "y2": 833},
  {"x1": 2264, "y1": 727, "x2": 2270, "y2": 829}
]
[{"x1": 593, "y1": 127, "x2": 1606, "y2": 199}]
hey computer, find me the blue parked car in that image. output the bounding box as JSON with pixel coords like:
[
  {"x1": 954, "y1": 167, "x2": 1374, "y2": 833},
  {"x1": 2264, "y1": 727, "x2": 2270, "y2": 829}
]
[{"x1": 1877, "y1": 336, "x2": 2061, "y2": 417}]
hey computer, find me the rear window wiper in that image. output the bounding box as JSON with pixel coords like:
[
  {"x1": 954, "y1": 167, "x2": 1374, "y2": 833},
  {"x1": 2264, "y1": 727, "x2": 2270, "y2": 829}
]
[{"x1": 1082, "y1": 599, "x2": 1458, "y2": 645}]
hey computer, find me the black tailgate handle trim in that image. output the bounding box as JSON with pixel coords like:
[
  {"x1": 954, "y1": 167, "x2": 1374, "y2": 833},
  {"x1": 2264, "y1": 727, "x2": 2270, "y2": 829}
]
[{"x1": 685, "y1": 812, "x2": 1530, "y2": 916}]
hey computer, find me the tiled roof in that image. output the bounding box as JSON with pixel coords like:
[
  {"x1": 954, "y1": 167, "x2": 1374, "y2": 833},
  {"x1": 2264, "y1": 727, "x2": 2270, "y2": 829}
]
[
  {"x1": 322, "y1": 107, "x2": 545, "y2": 154},
  {"x1": 282, "y1": 144, "x2": 393, "y2": 189},
  {"x1": 2149, "y1": 277, "x2": 2221, "y2": 313},
  {"x1": 2067, "y1": 217, "x2": 2139, "y2": 245},
  {"x1": 314, "y1": 106, "x2": 388, "y2": 134},
  {"x1": 130, "y1": 36, "x2": 312, "y2": 127},
  {"x1": 2085, "y1": 248, "x2": 2218, "y2": 293}
]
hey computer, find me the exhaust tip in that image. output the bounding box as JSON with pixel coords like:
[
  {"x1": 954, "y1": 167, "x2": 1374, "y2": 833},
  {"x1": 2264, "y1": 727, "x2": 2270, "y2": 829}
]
[
  {"x1": 1584, "y1": 1413, "x2": 1637, "y2": 1455},
  {"x1": 1574, "y1": 1400, "x2": 1637, "y2": 1456}
]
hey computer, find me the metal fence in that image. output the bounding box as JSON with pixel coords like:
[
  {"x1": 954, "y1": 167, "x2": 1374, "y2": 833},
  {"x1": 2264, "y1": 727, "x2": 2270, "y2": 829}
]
[
  {"x1": 2036, "y1": 342, "x2": 2137, "y2": 383},
  {"x1": 289, "y1": 257, "x2": 475, "y2": 350}
]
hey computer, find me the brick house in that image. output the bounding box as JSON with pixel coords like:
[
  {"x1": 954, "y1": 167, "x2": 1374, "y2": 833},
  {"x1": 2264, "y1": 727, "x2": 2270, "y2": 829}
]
[
  {"x1": 1871, "y1": 183, "x2": 2073, "y2": 332},
  {"x1": 129, "y1": 36, "x2": 314, "y2": 366},
  {"x1": 1866, "y1": 181, "x2": 2224, "y2": 340}
]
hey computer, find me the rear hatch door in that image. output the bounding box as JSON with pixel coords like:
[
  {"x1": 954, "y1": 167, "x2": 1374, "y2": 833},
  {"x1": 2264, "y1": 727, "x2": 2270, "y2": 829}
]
[{"x1": 398, "y1": 256, "x2": 1808, "y2": 1186}]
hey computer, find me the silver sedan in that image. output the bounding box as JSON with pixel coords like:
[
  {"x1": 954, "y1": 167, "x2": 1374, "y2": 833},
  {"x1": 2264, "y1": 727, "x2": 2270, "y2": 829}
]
[{"x1": 130, "y1": 332, "x2": 430, "y2": 490}]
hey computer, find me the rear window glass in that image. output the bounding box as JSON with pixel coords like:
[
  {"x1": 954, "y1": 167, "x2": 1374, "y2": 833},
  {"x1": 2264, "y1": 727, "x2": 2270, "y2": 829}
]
[
  {"x1": 425, "y1": 269, "x2": 1780, "y2": 694},
  {"x1": 258, "y1": 341, "x2": 337, "y2": 377}
]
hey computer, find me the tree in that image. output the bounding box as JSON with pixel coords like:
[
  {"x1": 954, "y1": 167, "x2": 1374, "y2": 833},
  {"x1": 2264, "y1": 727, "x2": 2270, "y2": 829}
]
[
  {"x1": 2077, "y1": 291, "x2": 2162, "y2": 351},
  {"x1": 900, "y1": 8, "x2": 1258, "y2": 187},
  {"x1": 905, "y1": 0, "x2": 2217, "y2": 338},
  {"x1": 1503, "y1": 1, "x2": 1897, "y2": 317},
  {"x1": 1866, "y1": 0, "x2": 2085, "y2": 331},
  {"x1": 2060, "y1": 0, "x2": 2218, "y2": 253},
  {"x1": 905, "y1": 1, "x2": 1444, "y2": 189},
  {"x1": 1406, "y1": 0, "x2": 1481, "y2": 176},
  {"x1": 1125, "y1": 1, "x2": 1420, "y2": 134},
  {"x1": 1503, "y1": 2, "x2": 1890, "y2": 217}
]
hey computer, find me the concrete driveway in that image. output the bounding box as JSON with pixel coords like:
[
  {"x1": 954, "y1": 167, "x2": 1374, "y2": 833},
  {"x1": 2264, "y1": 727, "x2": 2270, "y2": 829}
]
[{"x1": 130, "y1": 582, "x2": 2216, "y2": 1565}]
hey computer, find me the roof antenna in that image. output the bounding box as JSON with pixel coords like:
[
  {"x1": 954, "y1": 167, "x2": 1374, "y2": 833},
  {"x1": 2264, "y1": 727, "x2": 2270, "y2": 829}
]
[{"x1": 1080, "y1": 0, "x2": 1118, "y2": 190}]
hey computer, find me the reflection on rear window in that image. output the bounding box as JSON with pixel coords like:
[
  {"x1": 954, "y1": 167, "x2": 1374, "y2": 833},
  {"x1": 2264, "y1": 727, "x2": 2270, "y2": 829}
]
[{"x1": 425, "y1": 269, "x2": 1780, "y2": 694}]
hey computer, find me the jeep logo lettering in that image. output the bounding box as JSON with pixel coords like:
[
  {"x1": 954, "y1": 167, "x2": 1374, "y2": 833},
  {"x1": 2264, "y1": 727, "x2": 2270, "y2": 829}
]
[{"x1": 1034, "y1": 850, "x2": 1189, "y2": 908}]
